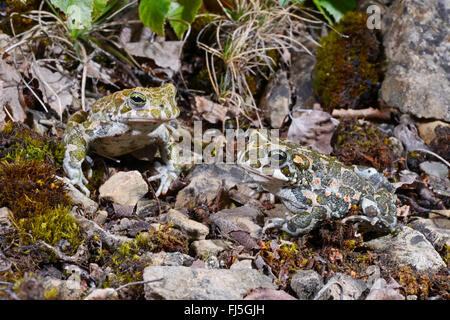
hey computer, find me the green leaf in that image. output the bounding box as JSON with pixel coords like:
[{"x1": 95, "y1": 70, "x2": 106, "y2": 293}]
[
  {"x1": 50, "y1": 0, "x2": 94, "y2": 29},
  {"x1": 92, "y1": 0, "x2": 109, "y2": 20},
  {"x1": 278, "y1": 0, "x2": 290, "y2": 6},
  {"x1": 139, "y1": 0, "x2": 173, "y2": 36},
  {"x1": 167, "y1": 0, "x2": 202, "y2": 39},
  {"x1": 313, "y1": 0, "x2": 357, "y2": 24}
]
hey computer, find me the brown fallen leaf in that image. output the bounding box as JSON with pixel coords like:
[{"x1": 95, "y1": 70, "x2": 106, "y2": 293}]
[
  {"x1": 287, "y1": 109, "x2": 339, "y2": 154},
  {"x1": 194, "y1": 96, "x2": 239, "y2": 124}
]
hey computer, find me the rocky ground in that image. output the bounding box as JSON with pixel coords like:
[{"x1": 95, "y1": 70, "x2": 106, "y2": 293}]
[{"x1": 0, "y1": 0, "x2": 449, "y2": 300}]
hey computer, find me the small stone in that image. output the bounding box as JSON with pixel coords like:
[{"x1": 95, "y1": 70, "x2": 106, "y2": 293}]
[
  {"x1": 84, "y1": 288, "x2": 118, "y2": 300},
  {"x1": 191, "y1": 239, "x2": 231, "y2": 258},
  {"x1": 93, "y1": 210, "x2": 108, "y2": 225},
  {"x1": 318, "y1": 273, "x2": 368, "y2": 300},
  {"x1": 417, "y1": 121, "x2": 450, "y2": 145},
  {"x1": 99, "y1": 171, "x2": 148, "y2": 206},
  {"x1": 166, "y1": 209, "x2": 209, "y2": 240},
  {"x1": 144, "y1": 251, "x2": 194, "y2": 267},
  {"x1": 363, "y1": 226, "x2": 446, "y2": 274},
  {"x1": 143, "y1": 266, "x2": 275, "y2": 300},
  {"x1": 175, "y1": 164, "x2": 253, "y2": 208},
  {"x1": 290, "y1": 269, "x2": 323, "y2": 300}
]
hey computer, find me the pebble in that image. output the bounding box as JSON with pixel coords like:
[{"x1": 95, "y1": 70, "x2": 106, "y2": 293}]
[{"x1": 99, "y1": 171, "x2": 148, "y2": 206}]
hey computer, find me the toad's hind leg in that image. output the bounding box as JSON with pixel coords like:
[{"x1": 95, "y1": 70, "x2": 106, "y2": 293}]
[{"x1": 263, "y1": 206, "x2": 328, "y2": 236}]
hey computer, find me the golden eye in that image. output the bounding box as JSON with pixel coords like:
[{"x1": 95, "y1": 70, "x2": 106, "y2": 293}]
[
  {"x1": 269, "y1": 150, "x2": 287, "y2": 166},
  {"x1": 129, "y1": 92, "x2": 146, "y2": 108}
]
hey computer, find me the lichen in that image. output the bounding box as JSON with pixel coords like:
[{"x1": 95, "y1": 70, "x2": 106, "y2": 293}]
[{"x1": 314, "y1": 11, "x2": 382, "y2": 110}]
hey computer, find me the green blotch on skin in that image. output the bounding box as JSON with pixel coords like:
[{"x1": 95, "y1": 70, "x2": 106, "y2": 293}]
[
  {"x1": 151, "y1": 109, "x2": 161, "y2": 117},
  {"x1": 120, "y1": 104, "x2": 132, "y2": 114}
]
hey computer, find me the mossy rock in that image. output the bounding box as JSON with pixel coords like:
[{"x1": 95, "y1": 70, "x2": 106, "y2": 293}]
[
  {"x1": 0, "y1": 121, "x2": 65, "y2": 167},
  {"x1": 331, "y1": 118, "x2": 395, "y2": 171},
  {"x1": 314, "y1": 11, "x2": 382, "y2": 110}
]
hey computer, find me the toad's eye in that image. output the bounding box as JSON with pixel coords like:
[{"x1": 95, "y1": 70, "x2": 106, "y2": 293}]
[
  {"x1": 129, "y1": 92, "x2": 147, "y2": 108},
  {"x1": 269, "y1": 150, "x2": 287, "y2": 166}
]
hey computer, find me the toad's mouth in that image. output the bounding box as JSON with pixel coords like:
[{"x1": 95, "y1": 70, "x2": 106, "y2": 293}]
[{"x1": 122, "y1": 117, "x2": 171, "y2": 123}]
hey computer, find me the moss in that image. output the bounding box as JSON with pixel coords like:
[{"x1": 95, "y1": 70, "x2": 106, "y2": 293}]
[
  {"x1": 17, "y1": 205, "x2": 83, "y2": 255},
  {"x1": 0, "y1": 121, "x2": 65, "y2": 167},
  {"x1": 314, "y1": 11, "x2": 381, "y2": 110},
  {"x1": 0, "y1": 160, "x2": 72, "y2": 219},
  {"x1": 331, "y1": 118, "x2": 396, "y2": 171},
  {"x1": 43, "y1": 286, "x2": 60, "y2": 300}
]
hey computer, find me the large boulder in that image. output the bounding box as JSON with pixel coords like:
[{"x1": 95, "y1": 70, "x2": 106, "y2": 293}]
[{"x1": 380, "y1": 0, "x2": 450, "y2": 121}]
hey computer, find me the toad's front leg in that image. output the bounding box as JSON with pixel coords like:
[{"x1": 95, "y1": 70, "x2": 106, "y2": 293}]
[
  {"x1": 147, "y1": 124, "x2": 181, "y2": 196},
  {"x1": 63, "y1": 127, "x2": 90, "y2": 196}
]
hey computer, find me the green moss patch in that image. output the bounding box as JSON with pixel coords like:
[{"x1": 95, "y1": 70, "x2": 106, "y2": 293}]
[{"x1": 314, "y1": 11, "x2": 382, "y2": 110}]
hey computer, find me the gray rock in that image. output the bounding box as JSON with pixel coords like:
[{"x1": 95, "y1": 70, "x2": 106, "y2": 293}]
[
  {"x1": 191, "y1": 239, "x2": 231, "y2": 258},
  {"x1": 290, "y1": 269, "x2": 324, "y2": 300},
  {"x1": 259, "y1": 70, "x2": 291, "y2": 128},
  {"x1": 166, "y1": 209, "x2": 209, "y2": 240},
  {"x1": 93, "y1": 210, "x2": 108, "y2": 225},
  {"x1": 363, "y1": 226, "x2": 446, "y2": 273},
  {"x1": 175, "y1": 164, "x2": 253, "y2": 208},
  {"x1": 211, "y1": 207, "x2": 263, "y2": 240},
  {"x1": 317, "y1": 273, "x2": 368, "y2": 300},
  {"x1": 380, "y1": 0, "x2": 450, "y2": 121},
  {"x1": 99, "y1": 171, "x2": 148, "y2": 206},
  {"x1": 290, "y1": 51, "x2": 317, "y2": 109},
  {"x1": 144, "y1": 251, "x2": 194, "y2": 267},
  {"x1": 58, "y1": 176, "x2": 98, "y2": 214},
  {"x1": 143, "y1": 266, "x2": 275, "y2": 300},
  {"x1": 409, "y1": 217, "x2": 450, "y2": 252},
  {"x1": 230, "y1": 259, "x2": 253, "y2": 270},
  {"x1": 244, "y1": 288, "x2": 297, "y2": 300}
]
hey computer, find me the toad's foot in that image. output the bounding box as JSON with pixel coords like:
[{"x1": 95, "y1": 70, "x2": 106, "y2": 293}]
[
  {"x1": 67, "y1": 169, "x2": 90, "y2": 196},
  {"x1": 148, "y1": 161, "x2": 178, "y2": 197}
]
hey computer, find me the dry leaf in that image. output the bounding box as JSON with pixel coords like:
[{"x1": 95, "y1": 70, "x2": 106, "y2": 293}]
[
  {"x1": 365, "y1": 278, "x2": 404, "y2": 300},
  {"x1": 194, "y1": 96, "x2": 238, "y2": 124},
  {"x1": 30, "y1": 63, "x2": 79, "y2": 117},
  {"x1": 287, "y1": 109, "x2": 339, "y2": 154},
  {"x1": 124, "y1": 41, "x2": 182, "y2": 73}
]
